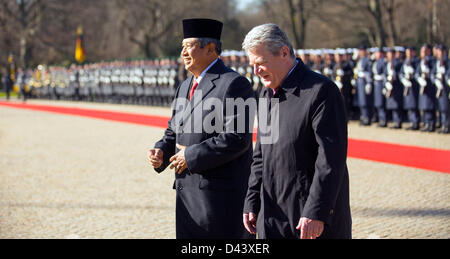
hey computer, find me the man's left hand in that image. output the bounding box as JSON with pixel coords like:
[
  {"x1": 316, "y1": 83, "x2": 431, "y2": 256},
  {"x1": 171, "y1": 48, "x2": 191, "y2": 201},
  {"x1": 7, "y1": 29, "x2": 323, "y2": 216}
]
[
  {"x1": 296, "y1": 217, "x2": 324, "y2": 239},
  {"x1": 169, "y1": 144, "x2": 187, "y2": 174}
]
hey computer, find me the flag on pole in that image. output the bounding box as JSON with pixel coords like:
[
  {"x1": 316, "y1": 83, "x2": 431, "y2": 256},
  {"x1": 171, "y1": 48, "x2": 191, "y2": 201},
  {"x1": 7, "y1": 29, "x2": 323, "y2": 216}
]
[{"x1": 75, "y1": 26, "x2": 86, "y2": 63}]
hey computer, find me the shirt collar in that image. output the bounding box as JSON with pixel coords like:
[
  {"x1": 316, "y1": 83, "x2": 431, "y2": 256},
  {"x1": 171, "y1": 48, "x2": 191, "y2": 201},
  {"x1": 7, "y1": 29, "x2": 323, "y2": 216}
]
[
  {"x1": 272, "y1": 59, "x2": 299, "y2": 95},
  {"x1": 195, "y1": 58, "x2": 218, "y2": 84}
]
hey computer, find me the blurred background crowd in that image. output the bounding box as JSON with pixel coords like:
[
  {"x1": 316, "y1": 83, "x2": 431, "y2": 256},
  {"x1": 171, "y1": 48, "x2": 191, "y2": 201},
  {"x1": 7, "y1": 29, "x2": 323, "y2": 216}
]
[{"x1": 1, "y1": 0, "x2": 449, "y2": 133}]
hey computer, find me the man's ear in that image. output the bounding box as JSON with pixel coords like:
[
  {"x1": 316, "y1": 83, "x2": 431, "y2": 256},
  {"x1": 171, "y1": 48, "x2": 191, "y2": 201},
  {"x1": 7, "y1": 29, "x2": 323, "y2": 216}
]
[
  {"x1": 281, "y1": 46, "x2": 290, "y2": 58},
  {"x1": 207, "y1": 43, "x2": 216, "y2": 55}
]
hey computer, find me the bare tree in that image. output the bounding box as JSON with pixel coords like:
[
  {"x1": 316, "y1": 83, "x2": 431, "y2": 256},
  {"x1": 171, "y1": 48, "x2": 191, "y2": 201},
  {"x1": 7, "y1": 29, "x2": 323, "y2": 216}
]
[
  {"x1": 115, "y1": 0, "x2": 185, "y2": 58},
  {"x1": 285, "y1": 0, "x2": 325, "y2": 49},
  {"x1": 0, "y1": 0, "x2": 43, "y2": 68},
  {"x1": 383, "y1": 0, "x2": 398, "y2": 46}
]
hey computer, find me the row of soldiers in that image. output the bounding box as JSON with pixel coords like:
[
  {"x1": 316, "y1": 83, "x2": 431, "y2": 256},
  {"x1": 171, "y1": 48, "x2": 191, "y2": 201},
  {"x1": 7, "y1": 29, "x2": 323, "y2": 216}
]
[
  {"x1": 7, "y1": 43, "x2": 449, "y2": 134},
  {"x1": 345, "y1": 44, "x2": 449, "y2": 134},
  {"x1": 22, "y1": 59, "x2": 182, "y2": 107},
  {"x1": 223, "y1": 45, "x2": 449, "y2": 134}
]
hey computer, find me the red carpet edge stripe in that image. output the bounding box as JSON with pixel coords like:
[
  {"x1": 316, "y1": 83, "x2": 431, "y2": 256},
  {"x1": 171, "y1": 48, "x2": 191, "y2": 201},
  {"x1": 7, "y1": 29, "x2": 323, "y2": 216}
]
[{"x1": 1, "y1": 101, "x2": 449, "y2": 174}]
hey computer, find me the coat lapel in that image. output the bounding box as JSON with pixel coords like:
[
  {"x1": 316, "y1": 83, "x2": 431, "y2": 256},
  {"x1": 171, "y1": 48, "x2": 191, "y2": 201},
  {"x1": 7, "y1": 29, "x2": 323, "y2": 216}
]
[
  {"x1": 180, "y1": 76, "x2": 193, "y2": 101},
  {"x1": 189, "y1": 69, "x2": 219, "y2": 114},
  {"x1": 179, "y1": 59, "x2": 223, "y2": 128}
]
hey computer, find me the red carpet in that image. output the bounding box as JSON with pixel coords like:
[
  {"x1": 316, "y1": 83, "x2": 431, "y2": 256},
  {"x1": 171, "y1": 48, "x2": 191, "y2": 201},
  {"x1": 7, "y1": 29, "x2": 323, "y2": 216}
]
[{"x1": 1, "y1": 101, "x2": 449, "y2": 174}]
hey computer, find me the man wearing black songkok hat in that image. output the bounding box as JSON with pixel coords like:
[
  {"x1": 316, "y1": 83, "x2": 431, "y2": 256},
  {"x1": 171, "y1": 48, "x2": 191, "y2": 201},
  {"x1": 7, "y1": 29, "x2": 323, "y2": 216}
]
[{"x1": 148, "y1": 18, "x2": 256, "y2": 238}]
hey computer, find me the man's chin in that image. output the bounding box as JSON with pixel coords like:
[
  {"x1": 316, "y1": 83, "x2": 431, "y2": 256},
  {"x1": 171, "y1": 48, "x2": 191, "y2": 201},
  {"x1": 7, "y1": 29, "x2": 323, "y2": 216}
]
[{"x1": 263, "y1": 82, "x2": 273, "y2": 88}]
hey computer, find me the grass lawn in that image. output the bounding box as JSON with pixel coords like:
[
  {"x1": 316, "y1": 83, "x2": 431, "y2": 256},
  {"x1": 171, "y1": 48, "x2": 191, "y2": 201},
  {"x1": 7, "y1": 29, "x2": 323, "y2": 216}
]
[{"x1": 0, "y1": 91, "x2": 18, "y2": 98}]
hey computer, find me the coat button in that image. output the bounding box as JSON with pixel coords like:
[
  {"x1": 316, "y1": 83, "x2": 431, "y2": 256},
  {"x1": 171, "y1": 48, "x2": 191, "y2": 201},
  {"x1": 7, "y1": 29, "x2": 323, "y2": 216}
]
[
  {"x1": 177, "y1": 184, "x2": 183, "y2": 191},
  {"x1": 329, "y1": 209, "x2": 334, "y2": 215}
]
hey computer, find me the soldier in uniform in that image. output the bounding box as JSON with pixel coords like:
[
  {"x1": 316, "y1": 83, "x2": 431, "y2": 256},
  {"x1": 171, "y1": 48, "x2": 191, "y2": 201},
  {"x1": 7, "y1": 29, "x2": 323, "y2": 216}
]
[
  {"x1": 73, "y1": 65, "x2": 81, "y2": 101},
  {"x1": 2, "y1": 68, "x2": 12, "y2": 100},
  {"x1": 322, "y1": 49, "x2": 335, "y2": 79},
  {"x1": 400, "y1": 46, "x2": 420, "y2": 130},
  {"x1": 346, "y1": 48, "x2": 358, "y2": 120},
  {"x1": 416, "y1": 44, "x2": 436, "y2": 132},
  {"x1": 372, "y1": 47, "x2": 387, "y2": 127},
  {"x1": 303, "y1": 49, "x2": 314, "y2": 68},
  {"x1": 177, "y1": 57, "x2": 187, "y2": 86},
  {"x1": 394, "y1": 46, "x2": 405, "y2": 64},
  {"x1": 385, "y1": 48, "x2": 404, "y2": 129},
  {"x1": 168, "y1": 58, "x2": 179, "y2": 104},
  {"x1": 17, "y1": 68, "x2": 28, "y2": 102},
  {"x1": 100, "y1": 62, "x2": 112, "y2": 103},
  {"x1": 311, "y1": 49, "x2": 324, "y2": 74},
  {"x1": 5, "y1": 54, "x2": 15, "y2": 100},
  {"x1": 431, "y1": 44, "x2": 449, "y2": 134},
  {"x1": 446, "y1": 51, "x2": 450, "y2": 132},
  {"x1": 333, "y1": 48, "x2": 353, "y2": 117},
  {"x1": 354, "y1": 46, "x2": 373, "y2": 125},
  {"x1": 143, "y1": 60, "x2": 154, "y2": 105}
]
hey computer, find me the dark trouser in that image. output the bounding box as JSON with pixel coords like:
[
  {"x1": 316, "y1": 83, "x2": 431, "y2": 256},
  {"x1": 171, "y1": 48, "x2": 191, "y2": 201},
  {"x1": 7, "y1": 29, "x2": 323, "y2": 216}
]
[
  {"x1": 360, "y1": 106, "x2": 373, "y2": 123},
  {"x1": 21, "y1": 88, "x2": 27, "y2": 101},
  {"x1": 407, "y1": 109, "x2": 419, "y2": 125},
  {"x1": 376, "y1": 107, "x2": 387, "y2": 123},
  {"x1": 438, "y1": 110, "x2": 449, "y2": 127},
  {"x1": 390, "y1": 109, "x2": 402, "y2": 124},
  {"x1": 422, "y1": 110, "x2": 435, "y2": 126}
]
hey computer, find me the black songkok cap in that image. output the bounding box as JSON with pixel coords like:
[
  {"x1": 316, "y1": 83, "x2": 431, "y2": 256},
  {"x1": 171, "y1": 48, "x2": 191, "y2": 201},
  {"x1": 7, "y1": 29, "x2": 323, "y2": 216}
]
[{"x1": 182, "y1": 18, "x2": 223, "y2": 40}]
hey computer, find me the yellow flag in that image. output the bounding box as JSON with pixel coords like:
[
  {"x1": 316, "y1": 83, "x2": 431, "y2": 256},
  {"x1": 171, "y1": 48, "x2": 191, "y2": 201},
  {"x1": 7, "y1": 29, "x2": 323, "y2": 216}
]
[{"x1": 75, "y1": 26, "x2": 86, "y2": 63}]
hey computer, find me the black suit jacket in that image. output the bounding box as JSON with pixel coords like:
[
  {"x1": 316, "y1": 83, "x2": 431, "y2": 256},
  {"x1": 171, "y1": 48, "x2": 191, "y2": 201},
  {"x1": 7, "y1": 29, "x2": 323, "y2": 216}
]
[
  {"x1": 244, "y1": 59, "x2": 352, "y2": 239},
  {"x1": 154, "y1": 59, "x2": 256, "y2": 238}
]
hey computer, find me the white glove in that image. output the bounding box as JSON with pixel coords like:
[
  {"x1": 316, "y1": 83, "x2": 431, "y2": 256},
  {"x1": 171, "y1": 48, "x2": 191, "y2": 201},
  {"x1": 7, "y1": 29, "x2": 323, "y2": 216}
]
[
  {"x1": 401, "y1": 78, "x2": 412, "y2": 88},
  {"x1": 405, "y1": 66, "x2": 414, "y2": 75},
  {"x1": 385, "y1": 82, "x2": 393, "y2": 91},
  {"x1": 351, "y1": 79, "x2": 356, "y2": 87},
  {"x1": 374, "y1": 74, "x2": 383, "y2": 81},
  {"x1": 365, "y1": 84, "x2": 372, "y2": 95},
  {"x1": 417, "y1": 77, "x2": 427, "y2": 87},
  {"x1": 447, "y1": 79, "x2": 450, "y2": 87},
  {"x1": 435, "y1": 80, "x2": 443, "y2": 90},
  {"x1": 335, "y1": 81, "x2": 343, "y2": 90}
]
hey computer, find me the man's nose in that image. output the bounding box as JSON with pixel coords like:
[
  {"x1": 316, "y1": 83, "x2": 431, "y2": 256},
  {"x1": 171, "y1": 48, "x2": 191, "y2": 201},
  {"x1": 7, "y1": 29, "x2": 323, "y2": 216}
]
[{"x1": 181, "y1": 47, "x2": 188, "y2": 57}]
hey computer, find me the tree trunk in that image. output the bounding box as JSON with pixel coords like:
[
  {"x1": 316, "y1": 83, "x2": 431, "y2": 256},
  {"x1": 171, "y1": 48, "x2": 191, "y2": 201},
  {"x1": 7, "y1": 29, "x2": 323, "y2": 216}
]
[
  {"x1": 297, "y1": 0, "x2": 307, "y2": 48},
  {"x1": 287, "y1": 0, "x2": 301, "y2": 48},
  {"x1": 369, "y1": 0, "x2": 386, "y2": 47},
  {"x1": 385, "y1": 0, "x2": 398, "y2": 46},
  {"x1": 18, "y1": 0, "x2": 28, "y2": 69}
]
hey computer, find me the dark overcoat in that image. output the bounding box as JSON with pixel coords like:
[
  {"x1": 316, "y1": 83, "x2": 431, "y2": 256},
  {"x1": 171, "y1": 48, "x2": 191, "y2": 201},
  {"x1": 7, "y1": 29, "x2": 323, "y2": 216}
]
[
  {"x1": 356, "y1": 56, "x2": 373, "y2": 107},
  {"x1": 244, "y1": 59, "x2": 352, "y2": 239},
  {"x1": 154, "y1": 59, "x2": 255, "y2": 239},
  {"x1": 385, "y1": 59, "x2": 404, "y2": 110},
  {"x1": 416, "y1": 57, "x2": 436, "y2": 111},
  {"x1": 372, "y1": 58, "x2": 386, "y2": 108},
  {"x1": 400, "y1": 58, "x2": 419, "y2": 110},
  {"x1": 431, "y1": 59, "x2": 449, "y2": 113}
]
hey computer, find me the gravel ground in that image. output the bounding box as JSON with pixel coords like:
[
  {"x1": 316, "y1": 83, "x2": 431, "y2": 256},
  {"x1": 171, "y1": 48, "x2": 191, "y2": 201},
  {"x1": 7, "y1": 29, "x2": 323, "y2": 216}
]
[{"x1": 0, "y1": 99, "x2": 449, "y2": 239}]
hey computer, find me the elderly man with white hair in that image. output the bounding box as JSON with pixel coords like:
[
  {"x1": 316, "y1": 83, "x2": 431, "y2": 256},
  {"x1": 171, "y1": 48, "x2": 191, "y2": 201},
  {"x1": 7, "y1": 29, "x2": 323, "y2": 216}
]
[{"x1": 242, "y1": 23, "x2": 352, "y2": 239}]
